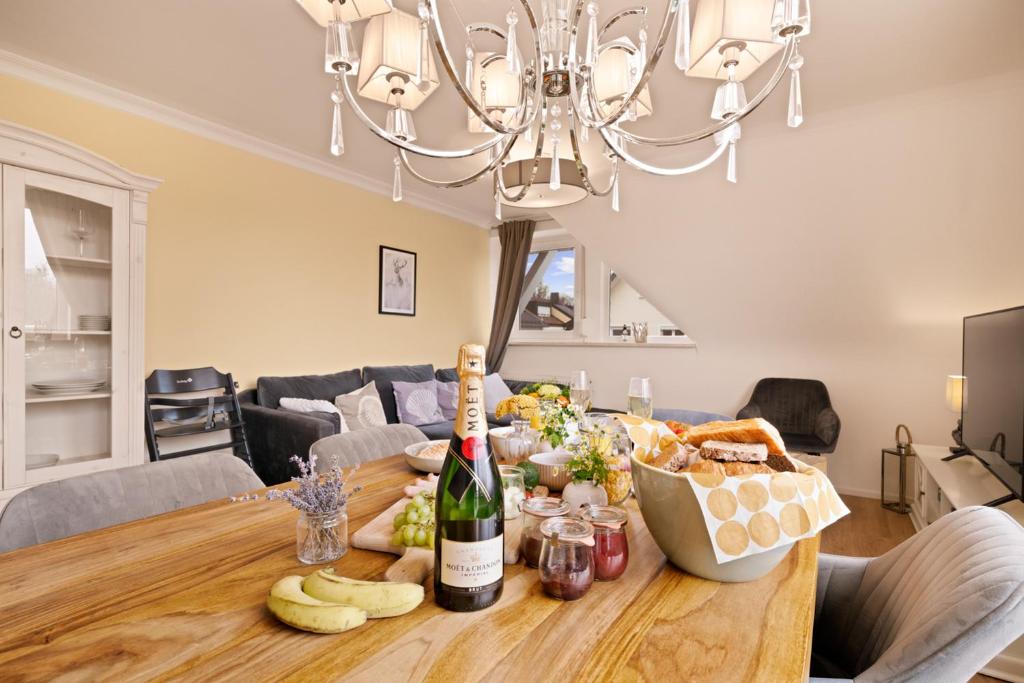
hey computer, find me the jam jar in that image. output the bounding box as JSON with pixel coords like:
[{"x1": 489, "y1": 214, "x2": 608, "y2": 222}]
[
  {"x1": 538, "y1": 517, "x2": 596, "y2": 601},
  {"x1": 520, "y1": 497, "x2": 570, "y2": 567},
  {"x1": 581, "y1": 505, "x2": 629, "y2": 581}
]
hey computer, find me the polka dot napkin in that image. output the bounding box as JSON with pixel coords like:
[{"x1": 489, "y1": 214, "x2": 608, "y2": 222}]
[{"x1": 618, "y1": 415, "x2": 850, "y2": 564}]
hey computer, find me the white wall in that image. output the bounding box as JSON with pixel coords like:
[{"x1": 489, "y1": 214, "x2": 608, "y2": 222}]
[{"x1": 502, "y1": 71, "x2": 1024, "y2": 498}]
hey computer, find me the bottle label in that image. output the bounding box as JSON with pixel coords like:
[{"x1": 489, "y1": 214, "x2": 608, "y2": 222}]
[{"x1": 439, "y1": 536, "x2": 504, "y2": 589}]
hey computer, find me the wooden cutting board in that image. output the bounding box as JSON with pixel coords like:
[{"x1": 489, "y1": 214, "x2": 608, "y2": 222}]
[{"x1": 352, "y1": 497, "x2": 524, "y2": 584}]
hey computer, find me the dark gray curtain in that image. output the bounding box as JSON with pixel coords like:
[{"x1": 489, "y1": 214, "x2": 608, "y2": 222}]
[{"x1": 486, "y1": 219, "x2": 536, "y2": 372}]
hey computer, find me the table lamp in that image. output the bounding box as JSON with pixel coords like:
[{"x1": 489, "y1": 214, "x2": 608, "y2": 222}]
[{"x1": 945, "y1": 374, "x2": 969, "y2": 457}]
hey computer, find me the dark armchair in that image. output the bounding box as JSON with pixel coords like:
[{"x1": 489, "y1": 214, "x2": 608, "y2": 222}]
[{"x1": 738, "y1": 378, "x2": 840, "y2": 455}]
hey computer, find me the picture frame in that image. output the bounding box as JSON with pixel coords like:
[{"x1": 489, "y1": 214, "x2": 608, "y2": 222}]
[{"x1": 378, "y1": 245, "x2": 417, "y2": 316}]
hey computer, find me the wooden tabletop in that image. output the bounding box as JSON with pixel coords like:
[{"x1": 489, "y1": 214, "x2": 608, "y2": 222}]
[{"x1": 0, "y1": 455, "x2": 818, "y2": 682}]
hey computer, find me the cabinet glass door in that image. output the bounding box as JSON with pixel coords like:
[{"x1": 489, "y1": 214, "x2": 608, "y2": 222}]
[{"x1": 3, "y1": 167, "x2": 129, "y2": 486}]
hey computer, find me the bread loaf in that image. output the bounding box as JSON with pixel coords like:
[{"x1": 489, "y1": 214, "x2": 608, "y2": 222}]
[
  {"x1": 699, "y1": 440, "x2": 768, "y2": 463},
  {"x1": 684, "y1": 418, "x2": 786, "y2": 456}
]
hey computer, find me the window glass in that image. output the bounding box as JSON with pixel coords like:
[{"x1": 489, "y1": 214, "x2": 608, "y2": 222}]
[
  {"x1": 608, "y1": 271, "x2": 684, "y2": 338},
  {"x1": 518, "y1": 247, "x2": 575, "y2": 331}
]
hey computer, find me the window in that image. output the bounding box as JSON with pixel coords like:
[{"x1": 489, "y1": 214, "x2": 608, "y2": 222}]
[
  {"x1": 516, "y1": 246, "x2": 578, "y2": 334},
  {"x1": 608, "y1": 270, "x2": 688, "y2": 342}
]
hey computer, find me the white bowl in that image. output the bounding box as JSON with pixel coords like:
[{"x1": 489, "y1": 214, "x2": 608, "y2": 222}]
[
  {"x1": 488, "y1": 426, "x2": 548, "y2": 464},
  {"x1": 630, "y1": 453, "x2": 794, "y2": 583},
  {"x1": 404, "y1": 440, "x2": 448, "y2": 474}
]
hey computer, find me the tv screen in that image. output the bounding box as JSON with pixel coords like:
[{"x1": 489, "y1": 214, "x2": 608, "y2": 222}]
[{"x1": 962, "y1": 306, "x2": 1024, "y2": 499}]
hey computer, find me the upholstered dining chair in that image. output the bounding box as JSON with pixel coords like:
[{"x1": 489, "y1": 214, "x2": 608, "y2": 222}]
[
  {"x1": 310, "y1": 424, "x2": 427, "y2": 470},
  {"x1": 738, "y1": 378, "x2": 841, "y2": 455},
  {"x1": 0, "y1": 452, "x2": 263, "y2": 554},
  {"x1": 811, "y1": 506, "x2": 1024, "y2": 682}
]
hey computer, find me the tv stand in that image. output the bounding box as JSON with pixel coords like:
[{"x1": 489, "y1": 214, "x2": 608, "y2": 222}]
[{"x1": 942, "y1": 447, "x2": 972, "y2": 461}]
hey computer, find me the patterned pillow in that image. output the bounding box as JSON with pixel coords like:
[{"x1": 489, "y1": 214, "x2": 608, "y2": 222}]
[
  {"x1": 279, "y1": 397, "x2": 349, "y2": 433},
  {"x1": 436, "y1": 381, "x2": 459, "y2": 420},
  {"x1": 393, "y1": 380, "x2": 445, "y2": 426},
  {"x1": 334, "y1": 381, "x2": 388, "y2": 431}
]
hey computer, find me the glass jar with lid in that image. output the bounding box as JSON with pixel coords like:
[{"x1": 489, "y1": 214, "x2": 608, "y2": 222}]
[
  {"x1": 520, "y1": 496, "x2": 570, "y2": 567},
  {"x1": 538, "y1": 517, "x2": 596, "y2": 601},
  {"x1": 580, "y1": 505, "x2": 629, "y2": 581}
]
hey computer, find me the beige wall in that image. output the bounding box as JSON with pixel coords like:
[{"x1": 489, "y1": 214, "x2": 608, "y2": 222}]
[
  {"x1": 0, "y1": 74, "x2": 491, "y2": 388},
  {"x1": 504, "y1": 71, "x2": 1024, "y2": 497}
]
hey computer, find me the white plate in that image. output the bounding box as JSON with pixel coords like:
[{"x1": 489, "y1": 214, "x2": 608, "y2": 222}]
[{"x1": 403, "y1": 439, "x2": 449, "y2": 474}]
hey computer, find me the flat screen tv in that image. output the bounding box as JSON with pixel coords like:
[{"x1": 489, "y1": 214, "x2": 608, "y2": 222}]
[{"x1": 961, "y1": 305, "x2": 1024, "y2": 501}]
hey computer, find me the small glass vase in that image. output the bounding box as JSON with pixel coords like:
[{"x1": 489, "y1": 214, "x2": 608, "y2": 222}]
[
  {"x1": 506, "y1": 419, "x2": 537, "y2": 465},
  {"x1": 296, "y1": 508, "x2": 348, "y2": 564}
]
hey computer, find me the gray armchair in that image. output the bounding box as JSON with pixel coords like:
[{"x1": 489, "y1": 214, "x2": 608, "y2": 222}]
[
  {"x1": 811, "y1": 506, "x2": 1024, "y2": 682},
  {"x1": 738, "y1": 378, "x2": 840, "y2": 454}
]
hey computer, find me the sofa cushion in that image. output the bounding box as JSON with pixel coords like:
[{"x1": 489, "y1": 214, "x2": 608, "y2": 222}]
[
  {"x1": 393, "y1": 380, "x2": 445, "y2": 426},
  {"x1": 436, "y1": 380, "x2": 459, "y2": 420},
  {"x1": 418, "y1": 420, "x2": 455, "y2": 440},
  {"x1": 257, "y1": 369, "x2": 362, "y2": 410},
  {"x1": 434, "y1": 368, "x2": 513, "y2": 413},
  {"x1": 335, "y1": 381, "x2": 388, "y2": 431},
  {"x1": 363, "y1": 364, "x2": 434, "y2": 424}
]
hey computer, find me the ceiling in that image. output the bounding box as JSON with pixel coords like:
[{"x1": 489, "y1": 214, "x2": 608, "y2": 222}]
[{"x1": 0, "y1": 0, "x2": 1021, "y2": 225}]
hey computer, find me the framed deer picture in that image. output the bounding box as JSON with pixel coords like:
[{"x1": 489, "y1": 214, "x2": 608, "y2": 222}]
[{"x1": 378, "y1": 245, "x2": 417, "y2": 316}]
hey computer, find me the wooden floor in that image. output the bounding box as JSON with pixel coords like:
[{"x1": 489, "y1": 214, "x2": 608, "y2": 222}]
[{"x1": 825, "y1": 495, "x2": 1003, "y2": 683}]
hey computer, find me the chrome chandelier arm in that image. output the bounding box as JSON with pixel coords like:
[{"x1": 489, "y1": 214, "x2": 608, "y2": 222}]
[
  {"x1": 339, "y1": 73, "x2": 508, "y2": 159},
  {"x1": 397, "y1": 135, "x2": 518, "y2": 188},
  {"x1": 496, "y1": 108, "x2": 548, "y2": 203},
  {"x1": 425, "y1": 0, "x2": 542, "y2": 136},
  {"x1": 598, "y1": 6, "x2": 648, "y2": 40},
  {"x1": 600, "y1": 125, "x2": 731, "y2": 176},
  {"x1": 609, "y1": 37, "x2": 799, "y2": 147},
  {"x1": 566, "y1": 0, "x2": 677, "y2": 129}
]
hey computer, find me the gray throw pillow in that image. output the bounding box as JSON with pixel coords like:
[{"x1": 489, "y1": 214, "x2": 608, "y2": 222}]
[
  {"x1": 334, "y1": 381, "x2": 388, "y2": 431},
  {"x1": 392, "y1": 380, "x2": 445, "y2": 426},
  {"x1": 436, "y1": 381, "x2": 459, "y2": 420},
  {"x1": 484, "y1": 373, "x2": 513, "y2": 413}
]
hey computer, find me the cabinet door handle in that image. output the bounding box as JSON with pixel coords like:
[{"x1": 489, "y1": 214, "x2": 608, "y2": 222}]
[{"x1": 9, "y1": 326, "x2": 22, "y2": 339}]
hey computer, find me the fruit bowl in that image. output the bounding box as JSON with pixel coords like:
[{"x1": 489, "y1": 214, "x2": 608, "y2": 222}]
[
  {"x1": 404, "y1": 440, "x2": 447, "y2": 474},
  {"x1": 630, "y1": 453, "x2": 794, "y2": 583}
]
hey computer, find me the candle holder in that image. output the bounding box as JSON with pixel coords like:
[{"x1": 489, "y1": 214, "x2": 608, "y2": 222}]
[{"x1": 880, "y1": 424, "x2": 914, "y2": 514}]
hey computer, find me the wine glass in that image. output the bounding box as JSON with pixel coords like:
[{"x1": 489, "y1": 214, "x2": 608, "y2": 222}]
[
  {"x1": 627, "y1": 377, "x2": 653, "y2": 419},
  {"x1": 67, "y1": 209, "x2": 94, "y2": 257},
  {"x1": 569, "y1": 370, "x2": 592, "y2": 412}
]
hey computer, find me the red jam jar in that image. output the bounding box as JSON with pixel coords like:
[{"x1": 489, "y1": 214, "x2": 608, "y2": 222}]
[
  {"x1": 521, "y1": 497, "x2": 570, "y2": 568},
  {"x1": 581, "y1": 505, "x2": 629, "y2": 581},
  {"x1": 538, "y1": 517, "x2": 595, "y2": 601}
]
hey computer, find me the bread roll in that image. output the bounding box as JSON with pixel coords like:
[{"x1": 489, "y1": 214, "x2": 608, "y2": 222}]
[
  {"x1": 699, "y1": 440, "x2": 768, "y2": 463},
  {"x1": 766, "y1": 454, "x2": 797, "y2": 473},
  {"x1": 684, "y1": 418, "x2": 786, "y2": 456}
]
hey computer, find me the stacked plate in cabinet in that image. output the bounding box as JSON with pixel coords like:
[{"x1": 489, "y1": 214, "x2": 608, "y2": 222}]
[
  {"x1": 79, "y1": 315, "x2": 111, "y2": 331},
  {"x1": 31, "y1": 378, "x2": 108, "y2": 396}
]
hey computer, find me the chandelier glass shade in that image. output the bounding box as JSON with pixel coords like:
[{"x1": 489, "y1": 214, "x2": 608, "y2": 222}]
[{"x1": 299, "y1": 0, "x2": 813, "y2": 212}]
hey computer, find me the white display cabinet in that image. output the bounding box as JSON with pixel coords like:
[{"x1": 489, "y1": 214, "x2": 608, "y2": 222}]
[{"x1": 0, "y1": 121, "x2": 159, "y2": 507}]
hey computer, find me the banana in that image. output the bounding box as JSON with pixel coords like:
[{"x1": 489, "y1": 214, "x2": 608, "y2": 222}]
[
  {"x1": 302, "y1": 568, "x2": 424, "y2": 618},
  {"x1": 266, "y1": 575, "x2": 367, "y2": 634}
]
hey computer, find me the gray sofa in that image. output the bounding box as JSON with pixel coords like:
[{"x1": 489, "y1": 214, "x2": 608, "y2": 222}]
[{"x1": 240, "y1": 364, "x2": 526, "y2": 485}]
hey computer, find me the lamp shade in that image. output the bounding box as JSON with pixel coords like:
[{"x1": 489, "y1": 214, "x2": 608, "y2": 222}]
[
  {"x1": 946, "y1": 375, "x2": 967, "y2": 413},
  {"x1": 295, "y1": 0, "x2": 394, "y2": 27},
  {"x1": 686, "y1": 0, "x2": 783, "y2": 81},
  {"x1": 592, "y1": 38, "x2": 653, "y2": 119},
  {"x1": 467, "y1": 52, "x2": 522, "y2": 133},
  {"x1": 357, "y1": 9, "x2": 439, "y2": 110}
]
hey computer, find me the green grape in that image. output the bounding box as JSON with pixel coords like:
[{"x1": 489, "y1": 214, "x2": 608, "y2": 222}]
[
  {"x1": 412, "y1": 493, "x2": 426, "y2": 508},
  {"x1": 414, "y1": 527, "x2": 428, "y2": 546},
  {"x1": 426, "y1": 532, "x2": 435, "y2": 549},
  {"x1": 417, "y1": 504, "x2": 432, "y2": 520},
  {"x1": 391, "y1": 529, "x2": 403, "y2": 546},
  {"x1": 405, "y1": 502, "x2": 417, "y2": 515},
  {"x1": 393, "y1": 512, "x2": 407, "y2": 531},
  {"x1": 406, "y1": 509, "x2": 420, "y2": 524},
  {"x1": 401, "y1": 524, "x2": 416, "y2": 545}
]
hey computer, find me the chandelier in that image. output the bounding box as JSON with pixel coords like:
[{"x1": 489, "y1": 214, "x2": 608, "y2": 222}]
[{"x1": 296, "y1": 0, "x2": 811, "y2": 214}]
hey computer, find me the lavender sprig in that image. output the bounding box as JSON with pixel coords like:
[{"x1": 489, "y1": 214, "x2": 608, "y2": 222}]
[{"x1": 263, "y1": 453, "x2": 362, "y2": 515}]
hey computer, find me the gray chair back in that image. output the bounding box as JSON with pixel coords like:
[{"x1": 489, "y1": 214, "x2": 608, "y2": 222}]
[
  {"x1": 0, "y1": 452, "x2": 263, "y2": 553},
  {"x1": 813, "y1": 506, "x2": 1024, "y2": 682},
  {"x1": 310, "y1": 424, "x2": 427, "y2": 469}
]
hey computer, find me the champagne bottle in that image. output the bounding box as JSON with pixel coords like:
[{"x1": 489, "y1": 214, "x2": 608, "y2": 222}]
[{"x1": 434, "y1": 343, "x2": 504, "y2": 611}]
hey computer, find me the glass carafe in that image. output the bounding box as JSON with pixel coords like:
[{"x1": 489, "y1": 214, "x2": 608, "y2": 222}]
[{"x1": 505, "y1": 418, "x2": 536, "y2": 465}]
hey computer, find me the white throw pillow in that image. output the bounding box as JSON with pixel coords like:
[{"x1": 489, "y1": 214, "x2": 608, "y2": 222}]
[
  {"x1": 335, "y1": 381, "x2": 388, "y2": 431},
  {"x1": 484, "y1": 373, "x2": 513, "y2": 413},
  {"x1": 279, "y1": 397, "x2": 349, "y2": 433}
]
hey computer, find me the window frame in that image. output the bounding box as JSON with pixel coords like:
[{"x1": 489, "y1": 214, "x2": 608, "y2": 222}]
[{"x1": 509, "y1": 234, "x2": 585, "y2": 342}]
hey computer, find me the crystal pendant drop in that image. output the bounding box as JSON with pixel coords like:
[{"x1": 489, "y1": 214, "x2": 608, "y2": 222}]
[
  {"x1": 505, "y1": 9, "x2": 520, "y2": 75},
  {"x1": 549, "y1": 138, "x2": 561, "y2": 191},
  {"x1": 465, "y1": 46, "x2": 475, "y2": 88},
  {"x1": 584, "y1": 2, "x2": 600, "y2": 67},
  {"x1": 726, "y1": 141, "x2": 737, "y2": 183},
  {"x1": 581, "y1": 125, "x2": 589, "y2": 142},
  {"x1": 494, "y1": 188, "x2": 502, "y2": 220},
  {"x1": 415, "y1": 1, "x2": 431, "y2": 93},
  {"x1": 787, "y1": 45, "x2": 805, "y2": 128},
  {"x1": 674, "y1": 0, "x2": 691, "y2": 71},
  {"x1": 711, "y1": 66, "x2": 747, "y2": 120},
  {"x1": 330, "y1": 86, "x2": 344, "y2": 157},
  {"x1": 611, "y1": 165, "x2": 620, "y2": 212},
  {"x1": 392, "y1": 152, "x2": 403, "y2": 202}
]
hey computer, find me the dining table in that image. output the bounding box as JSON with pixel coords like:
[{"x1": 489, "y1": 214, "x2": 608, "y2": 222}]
[{"x1": 0, "y1": 454, "x2": 819, "y2": 682}]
